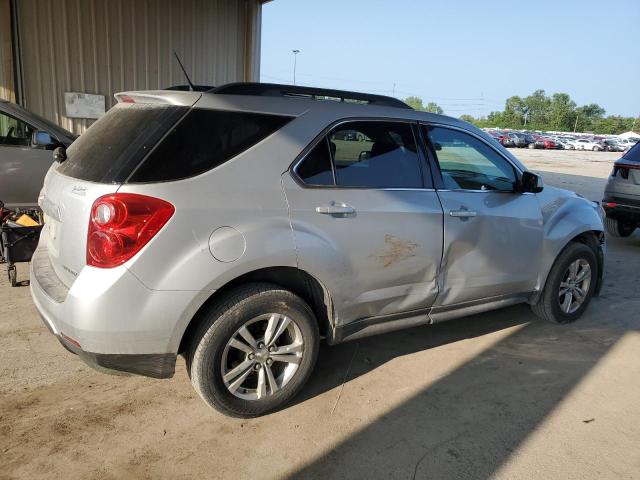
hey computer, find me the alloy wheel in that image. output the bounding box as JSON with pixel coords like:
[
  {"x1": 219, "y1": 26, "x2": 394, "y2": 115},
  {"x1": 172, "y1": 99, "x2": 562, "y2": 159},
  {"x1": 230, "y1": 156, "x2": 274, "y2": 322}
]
[
  {"x1": 221, "y1": 313, "x2": 304, "y2": 400},
  {"x1": 558, "y1": 259, "x2": 591, "y2": 314}
]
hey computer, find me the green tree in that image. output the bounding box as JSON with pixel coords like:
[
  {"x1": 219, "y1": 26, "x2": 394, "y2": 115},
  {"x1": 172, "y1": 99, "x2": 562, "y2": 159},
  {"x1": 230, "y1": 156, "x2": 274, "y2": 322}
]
[
  {"x1": 425, "y1": 102, "x2": 443, "y2": 114},
  {"x1": 404, "y1": 96, "x2": 443, "y2": 114},
  {"x1": 459, "y1": 114, "x2": 476, "y2": 123},
  {"x1": 548, "y1": 93, "x2": 577, "y2": 131},
  {"x1": 404, "y1": 96, "x2": 425, "y2": 110}
]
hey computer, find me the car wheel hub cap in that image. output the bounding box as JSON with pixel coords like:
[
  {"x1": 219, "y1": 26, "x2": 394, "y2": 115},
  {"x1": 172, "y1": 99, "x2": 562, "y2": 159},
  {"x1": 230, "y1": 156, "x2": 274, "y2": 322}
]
[
  {"x1": 221, "y1": 313, "x2": 304, "y2": 400},
  {"x1": 558, "y1": 259, "x2": 591, "y2": 314}
]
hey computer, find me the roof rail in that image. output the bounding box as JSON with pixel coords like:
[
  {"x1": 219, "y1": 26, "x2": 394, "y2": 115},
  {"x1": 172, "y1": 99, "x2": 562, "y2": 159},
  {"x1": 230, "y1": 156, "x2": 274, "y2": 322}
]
[{"x1": 210, "y1": 82, "x2": 412, "y2": 109}]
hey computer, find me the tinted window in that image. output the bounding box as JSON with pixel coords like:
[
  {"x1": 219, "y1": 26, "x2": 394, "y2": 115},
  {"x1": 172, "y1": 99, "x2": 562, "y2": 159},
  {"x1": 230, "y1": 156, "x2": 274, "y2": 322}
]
[
  {"x1": 58, "y1": 104, "x2": 186, "y2": 182},
  {"x1": 131, "y1": 109, "x2": 291, "y2": 182},
  {"x1": 296, "y1": 139, "x2": 334, "y2": 185},
  {"x1": 425, "y1": 126, "x2": 516, "y2": 191},
  {"x1": 623, "y1": 142, "x2": 640, "y2": 162},
  {"x1": 329, "y1": 121, "x2": 422, "y2": 188},
  {"x1": 0, "y1": 111, "x2": 33, "y2": 147}
]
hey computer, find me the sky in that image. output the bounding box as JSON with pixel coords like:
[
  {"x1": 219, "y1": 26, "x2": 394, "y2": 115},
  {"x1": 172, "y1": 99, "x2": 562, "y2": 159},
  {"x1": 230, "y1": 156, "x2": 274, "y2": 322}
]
[{"x1": 261, "y1": 0, "x2": 640, "y2": 118}]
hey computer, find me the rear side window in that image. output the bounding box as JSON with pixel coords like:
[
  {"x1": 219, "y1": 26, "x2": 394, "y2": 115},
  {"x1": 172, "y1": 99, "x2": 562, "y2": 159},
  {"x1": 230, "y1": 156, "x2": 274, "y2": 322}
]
[
  {"x1": 295, "y1": 120, "x2": 424, "y2": 188},
  {"x1": 623, "y1": 142, "x2": 640, "y2": 162},
  {"x1": 130, "y1": 110, "x2": 292, "y2": 182},
  {"x1": 58, "y1": 104, "x2": 186, "y2": 183},
  {"x1": 296, "y1": 139, "x2": 334, "y2": 186},
  {"x1": 331, "y1": 122, "x2": 422, "y2": 188}
]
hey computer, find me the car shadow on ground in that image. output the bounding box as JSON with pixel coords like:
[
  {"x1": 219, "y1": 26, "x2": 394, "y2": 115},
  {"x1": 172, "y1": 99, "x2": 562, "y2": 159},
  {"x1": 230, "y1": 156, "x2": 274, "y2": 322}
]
[{"x1": 286, "y1": 232, "x2": 639, "y2": 479}]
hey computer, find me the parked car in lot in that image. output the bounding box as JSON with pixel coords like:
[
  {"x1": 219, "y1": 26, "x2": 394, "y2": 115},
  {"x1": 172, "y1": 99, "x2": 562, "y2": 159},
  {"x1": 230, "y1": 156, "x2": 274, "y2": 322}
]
[
  {"x1": 617, "y1": 137, "x2": 638, "y2": 151},
  {"x1": 602, "y1": 141, "x2": 640, "y2": 237},
  {"x1": 31, "y1": 83, "x2": 606, "y2": 417},
  {"x1": 0, "y1": 100, "x2": 76, "y2": 208},
  {"x1": 543, "y1": 138, "x2": 561, "y2": 149},
  {"x1": 492, "y1": 131, "x2": 513, "y2": 147},
  {"x1": 573, "y1": 138, "x2": 603, "y2": 151},
  {"x1": 602, "y1": 139, "x2": 625, "y2": 152},
  {"x1": 509, "y1": 132, "x2": 532, "y2": 148}
]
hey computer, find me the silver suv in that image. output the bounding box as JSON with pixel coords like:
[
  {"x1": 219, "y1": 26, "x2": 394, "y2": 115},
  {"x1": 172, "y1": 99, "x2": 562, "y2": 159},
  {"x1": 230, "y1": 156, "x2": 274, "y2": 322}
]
[{"x1": 31, "y1": 83, "x2": 605, "y2": 417}]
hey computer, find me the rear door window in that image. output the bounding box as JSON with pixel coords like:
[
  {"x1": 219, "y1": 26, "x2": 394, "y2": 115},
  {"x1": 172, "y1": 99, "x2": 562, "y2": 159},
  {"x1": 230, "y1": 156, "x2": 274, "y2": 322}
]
[
  {"x1": 330, "y1": 121, "x2": 423, "y2": 188},
  {"x1": 130, "y1": 110, "x2": 292, "y2": 182},
  {"x1": 57, "y1": 104, "x2": 186, "y2": 183}
]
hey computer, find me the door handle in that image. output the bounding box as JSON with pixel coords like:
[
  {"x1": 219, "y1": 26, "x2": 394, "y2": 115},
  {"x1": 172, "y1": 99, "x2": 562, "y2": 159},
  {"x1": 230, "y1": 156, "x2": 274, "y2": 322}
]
[
  {"x1": 449, "y1": 209, "x2": 477, "y2": 218},
  {"x1": 316, "y1": 202, "x2": 356, "y2": 215}
]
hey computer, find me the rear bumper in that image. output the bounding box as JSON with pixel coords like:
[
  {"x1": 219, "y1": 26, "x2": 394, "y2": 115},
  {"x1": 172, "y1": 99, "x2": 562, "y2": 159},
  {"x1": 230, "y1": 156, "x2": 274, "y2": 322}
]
[
  {"x1": 53, "y1": 330, "x2": 176, "y2": 378},
  {"x1": 30, "y1": 244, "x2": 204, "y2": 378},
  {"x1": 602, "y1": 195, "x2": 640, "y2": 219}
]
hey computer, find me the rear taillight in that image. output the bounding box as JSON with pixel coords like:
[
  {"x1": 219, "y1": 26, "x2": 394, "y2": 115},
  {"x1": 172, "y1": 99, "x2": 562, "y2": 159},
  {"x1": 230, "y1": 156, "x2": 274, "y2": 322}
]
[{"x1": 87, "y1": 193, "x2": 174, "y2": 268}]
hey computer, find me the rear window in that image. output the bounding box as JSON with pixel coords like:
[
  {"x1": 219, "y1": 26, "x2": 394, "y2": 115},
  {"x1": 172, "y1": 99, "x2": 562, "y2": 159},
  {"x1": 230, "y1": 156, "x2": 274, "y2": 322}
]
[
  {"x1": 57, "y1": 104, "x2": 186, "y2": 183},
  {"x1": 623, "y1": 142, "x2": 640, "y2": 162},
  {"x1": 129, "y1": 109, "x2": 292, "y2": 182}
]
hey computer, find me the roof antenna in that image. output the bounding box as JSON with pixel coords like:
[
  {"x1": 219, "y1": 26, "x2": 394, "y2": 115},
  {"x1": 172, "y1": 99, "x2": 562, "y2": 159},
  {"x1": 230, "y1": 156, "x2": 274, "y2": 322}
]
[{"x1": 174, "y1": 52, "x2": 195, "y2": 91}]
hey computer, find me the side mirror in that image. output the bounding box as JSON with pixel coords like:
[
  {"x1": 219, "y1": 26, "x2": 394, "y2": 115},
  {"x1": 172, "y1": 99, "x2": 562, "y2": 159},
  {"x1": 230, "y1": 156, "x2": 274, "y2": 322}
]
[
  {"x1": 520, "y1": 171, "x2": 544, "y2": 193},
  {"x1": 32, "y1": 130, "x2": 55, "y2": 149},
  {"x1": 53, "y1": 146, "x2": 67, "y2": 163}
]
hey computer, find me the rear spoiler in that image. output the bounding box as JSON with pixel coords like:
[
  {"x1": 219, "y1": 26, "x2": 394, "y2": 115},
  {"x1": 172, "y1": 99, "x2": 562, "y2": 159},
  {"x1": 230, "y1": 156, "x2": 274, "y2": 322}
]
[{"x1": 114, "y1": 90, "x2": 201, "y2": 107}]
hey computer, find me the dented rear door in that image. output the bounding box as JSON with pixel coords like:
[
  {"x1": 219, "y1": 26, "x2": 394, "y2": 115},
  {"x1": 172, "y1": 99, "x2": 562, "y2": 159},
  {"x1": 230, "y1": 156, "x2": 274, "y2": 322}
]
[{"x1": 283, "y1": 120, "x2": 444, "y2": 326}]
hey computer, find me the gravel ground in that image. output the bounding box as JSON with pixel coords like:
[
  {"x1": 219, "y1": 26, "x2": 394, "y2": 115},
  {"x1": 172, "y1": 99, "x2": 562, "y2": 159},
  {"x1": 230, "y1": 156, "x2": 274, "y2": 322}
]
[{"x1": 1, "y1": 148, "x2": 638, "y2": 479}]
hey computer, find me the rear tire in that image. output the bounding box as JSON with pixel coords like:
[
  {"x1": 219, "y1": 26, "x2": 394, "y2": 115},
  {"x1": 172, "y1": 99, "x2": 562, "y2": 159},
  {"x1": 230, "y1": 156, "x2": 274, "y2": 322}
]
[
  {"x1": 187, "y1": 283, "x2": 319, "y2": 417},
  {"x1": 605, "y1": 216, "x2": 636, "y2": 238},
  {"x1": 531, "y1": 242, "x2": 597, "y2": 324}
]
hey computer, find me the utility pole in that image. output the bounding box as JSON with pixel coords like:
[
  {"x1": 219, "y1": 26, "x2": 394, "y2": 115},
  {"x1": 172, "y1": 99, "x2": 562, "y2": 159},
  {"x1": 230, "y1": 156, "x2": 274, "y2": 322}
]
[
  {"x1": 292, "y1": 49, "x2": 300, "y2": 85},
  {"x1": 574, "y1": 113, "x2": 579, "y2": 133}
]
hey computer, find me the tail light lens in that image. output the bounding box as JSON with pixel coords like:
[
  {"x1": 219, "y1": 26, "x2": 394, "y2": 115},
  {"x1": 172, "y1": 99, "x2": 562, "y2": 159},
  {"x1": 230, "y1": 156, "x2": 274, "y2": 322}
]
[{"x1": 87, "y1": 193, "x2": 174, "y2": 268}]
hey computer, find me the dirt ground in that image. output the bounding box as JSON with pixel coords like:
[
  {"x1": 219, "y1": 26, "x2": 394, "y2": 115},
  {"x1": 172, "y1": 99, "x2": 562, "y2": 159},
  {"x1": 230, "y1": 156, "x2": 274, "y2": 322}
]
[{"x1": 1, "y1": 149, "x2": 639, "y2": 479}]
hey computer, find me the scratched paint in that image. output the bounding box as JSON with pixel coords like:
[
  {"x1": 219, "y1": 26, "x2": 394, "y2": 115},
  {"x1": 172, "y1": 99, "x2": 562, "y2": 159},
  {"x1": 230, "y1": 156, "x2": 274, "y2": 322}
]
[{"x1": 371, "y1": 234, "x2": 419, "y2": 267}]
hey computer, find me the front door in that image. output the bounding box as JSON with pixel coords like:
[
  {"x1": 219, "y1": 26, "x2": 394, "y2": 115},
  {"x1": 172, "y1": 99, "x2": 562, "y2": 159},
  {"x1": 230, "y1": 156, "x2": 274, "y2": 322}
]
[
  {"x1": 421, "y1": 124, "x2": 543, "y2": 306},
  {"x1": 283, "y1": 120, "x2": 444, "y2": 325}
]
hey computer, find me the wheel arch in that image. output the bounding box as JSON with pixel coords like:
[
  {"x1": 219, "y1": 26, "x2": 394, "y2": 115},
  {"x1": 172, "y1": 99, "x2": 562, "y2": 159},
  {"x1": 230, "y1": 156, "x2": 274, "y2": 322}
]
[
  {"x1": 530, "y1": 229, "x2": 605, "y2": 304},
  {"x1": 177, "y1": 266, "x2": 334, "y2": 355}
]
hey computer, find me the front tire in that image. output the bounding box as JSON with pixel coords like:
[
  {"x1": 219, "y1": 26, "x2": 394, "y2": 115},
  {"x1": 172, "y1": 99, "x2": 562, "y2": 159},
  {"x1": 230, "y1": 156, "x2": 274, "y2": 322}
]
[
  {"x1": 531, "y1": 242, "x2": 597, "y2": 324},
  {"x1": 187, "y1": 283, "x2": 319, "y2": 417},
  {"x1": 605, "y1": 216, "x2": 636, "y2": 237}
]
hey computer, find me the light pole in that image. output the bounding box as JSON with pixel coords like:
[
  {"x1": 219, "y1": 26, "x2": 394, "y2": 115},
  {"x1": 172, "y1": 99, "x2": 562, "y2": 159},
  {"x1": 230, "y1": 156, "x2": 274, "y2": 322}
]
[{"x1": 292, "y1": 49, "x2": 300, "y2": 85}]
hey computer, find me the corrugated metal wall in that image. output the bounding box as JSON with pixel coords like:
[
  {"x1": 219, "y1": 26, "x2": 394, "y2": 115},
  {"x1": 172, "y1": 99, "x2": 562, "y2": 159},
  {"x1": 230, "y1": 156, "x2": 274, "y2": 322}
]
[
  {"x1": 8, "y1": 0, "x2": 263, "y2": 134},
  {"x1": 0, "y1": 0, "x2": 16, "y2": 102}
]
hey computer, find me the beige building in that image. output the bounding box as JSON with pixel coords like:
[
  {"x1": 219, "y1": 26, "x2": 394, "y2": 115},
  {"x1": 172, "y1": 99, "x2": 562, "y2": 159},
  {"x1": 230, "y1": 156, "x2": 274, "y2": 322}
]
[{"x1": 0, "y1": 0, "x2": 268, "y2": 133}]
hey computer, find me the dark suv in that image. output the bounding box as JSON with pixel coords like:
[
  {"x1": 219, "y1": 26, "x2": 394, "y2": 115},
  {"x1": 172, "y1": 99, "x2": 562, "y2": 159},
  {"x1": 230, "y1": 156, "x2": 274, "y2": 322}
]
[{"x1": 603, "y1": 142, "x2": 640, "y2": 237}]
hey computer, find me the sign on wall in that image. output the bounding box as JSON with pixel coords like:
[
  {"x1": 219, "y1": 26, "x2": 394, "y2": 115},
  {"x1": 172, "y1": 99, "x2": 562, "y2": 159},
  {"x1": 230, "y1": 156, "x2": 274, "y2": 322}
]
[{"x1": 64, "y1": 92, "x2": 106, "y2": 119}]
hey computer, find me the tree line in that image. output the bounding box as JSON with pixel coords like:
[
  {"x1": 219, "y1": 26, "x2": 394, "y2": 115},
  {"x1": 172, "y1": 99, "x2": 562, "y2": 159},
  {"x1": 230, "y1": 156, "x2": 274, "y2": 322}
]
[{"x1": 405, "y1": 90, "x2": 638, "y2": 135}]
